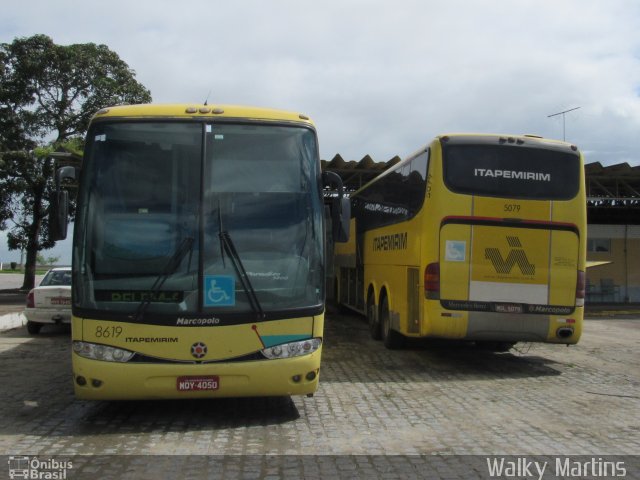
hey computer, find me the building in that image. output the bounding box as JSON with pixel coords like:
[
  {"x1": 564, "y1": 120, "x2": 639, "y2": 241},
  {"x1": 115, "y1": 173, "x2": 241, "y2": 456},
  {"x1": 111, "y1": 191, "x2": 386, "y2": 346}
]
[{"x1": 585, "y1": 162, "x2": 640, "y2": 303}]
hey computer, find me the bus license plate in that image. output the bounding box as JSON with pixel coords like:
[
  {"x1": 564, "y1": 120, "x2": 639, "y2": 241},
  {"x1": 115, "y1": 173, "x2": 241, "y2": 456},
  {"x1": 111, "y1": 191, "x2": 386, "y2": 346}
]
[
  {"x1": 177, "y1": 376, "x2": 219, "y2": 392},
  {"x1": 495, "y1": 303, "x2": 523, "y2": 314}
]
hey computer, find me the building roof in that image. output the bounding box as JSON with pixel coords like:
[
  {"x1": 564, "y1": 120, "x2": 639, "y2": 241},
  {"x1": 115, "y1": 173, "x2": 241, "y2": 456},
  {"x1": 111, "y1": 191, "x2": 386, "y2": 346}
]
[
  {"x1": 585, "y1": 162, "x2": 640, "y2": 199},
  {"x1": 321, "y1": 154, "x2": 401, "y2": 193},
  {"x1": 584, "y1": 162, "x2": 640, "y2": 224}
]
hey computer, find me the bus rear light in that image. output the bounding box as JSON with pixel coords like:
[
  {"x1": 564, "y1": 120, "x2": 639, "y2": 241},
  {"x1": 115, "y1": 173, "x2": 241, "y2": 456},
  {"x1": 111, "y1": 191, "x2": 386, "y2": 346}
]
[
  {"x1": 425, "y1": 263, "x2": 440, "y2": 299},
  {"x1": 576, "y1": 270, "x2": 585, "y2": 307}
]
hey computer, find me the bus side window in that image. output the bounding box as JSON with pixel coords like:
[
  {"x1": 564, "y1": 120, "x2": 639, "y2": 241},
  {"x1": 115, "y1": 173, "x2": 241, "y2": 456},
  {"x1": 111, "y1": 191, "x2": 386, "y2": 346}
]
[{"x1": 406, "y1": 149, "x2": 429, "y2": 214}]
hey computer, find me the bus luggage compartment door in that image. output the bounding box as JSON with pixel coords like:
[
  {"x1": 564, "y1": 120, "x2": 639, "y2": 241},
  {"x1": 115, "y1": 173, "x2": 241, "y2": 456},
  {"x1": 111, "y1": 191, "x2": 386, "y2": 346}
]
[{"x1": 439, "y1": 222, "x2": 579, "y2": 314}]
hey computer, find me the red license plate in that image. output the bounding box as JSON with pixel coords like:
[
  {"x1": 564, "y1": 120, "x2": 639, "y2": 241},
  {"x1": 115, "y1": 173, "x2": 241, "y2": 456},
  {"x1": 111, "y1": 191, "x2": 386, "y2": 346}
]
[{"x1": 177, "y1": 376, "x2": 219, "y2": 392}]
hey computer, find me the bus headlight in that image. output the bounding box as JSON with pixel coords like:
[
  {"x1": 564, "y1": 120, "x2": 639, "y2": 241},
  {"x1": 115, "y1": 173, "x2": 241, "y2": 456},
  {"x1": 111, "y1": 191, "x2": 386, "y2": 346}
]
[
  {"x1": 73, "y1": 341, "x2": 135, "y2": 363},
  {"x1": 262, "y1": 338, "x2": 322, "y2": 359}
]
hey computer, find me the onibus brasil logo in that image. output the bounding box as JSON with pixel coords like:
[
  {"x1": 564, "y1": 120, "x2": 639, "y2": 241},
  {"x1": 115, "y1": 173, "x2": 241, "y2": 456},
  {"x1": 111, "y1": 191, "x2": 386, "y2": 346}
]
[{"x1": 8, "y1": 456, "x2": 73, "y2": 479}]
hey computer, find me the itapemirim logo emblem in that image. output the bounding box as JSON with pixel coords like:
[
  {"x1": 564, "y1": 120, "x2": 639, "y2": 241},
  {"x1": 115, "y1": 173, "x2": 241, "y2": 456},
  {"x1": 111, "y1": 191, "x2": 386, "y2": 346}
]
[{"x1": 485, "y1": 236, "x2": 535, "y2": 276}]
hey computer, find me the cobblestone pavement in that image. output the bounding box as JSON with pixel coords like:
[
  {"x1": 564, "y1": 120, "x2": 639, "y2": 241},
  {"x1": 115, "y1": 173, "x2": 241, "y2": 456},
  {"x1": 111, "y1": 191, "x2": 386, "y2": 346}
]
[{"x1": 0, "y1": 311, "x2": 638, "y2": 479}]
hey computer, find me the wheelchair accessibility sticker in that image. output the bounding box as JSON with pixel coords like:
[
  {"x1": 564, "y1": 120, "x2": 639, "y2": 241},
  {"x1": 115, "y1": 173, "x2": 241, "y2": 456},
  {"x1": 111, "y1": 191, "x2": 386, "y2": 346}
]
[
  {"x1": 204, "y1": 275, "x2": 235, "y2": 307},
  {"x1": 445, "y1": 240, "x2": 466, "y2": 262}
]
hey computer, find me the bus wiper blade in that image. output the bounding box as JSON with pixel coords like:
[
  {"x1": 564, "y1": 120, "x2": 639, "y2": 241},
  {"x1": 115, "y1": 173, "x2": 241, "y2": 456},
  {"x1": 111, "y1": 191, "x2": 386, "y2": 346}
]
[
  {"x1": 133, "y1": 237, "x2": 194, "y2": 322},
  {"x1": 219, "y1": 230, "x2": 265, "y2": 320}
]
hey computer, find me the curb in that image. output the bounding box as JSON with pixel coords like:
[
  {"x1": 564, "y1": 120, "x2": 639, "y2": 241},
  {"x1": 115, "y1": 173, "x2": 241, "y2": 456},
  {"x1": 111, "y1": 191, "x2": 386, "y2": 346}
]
[{"x1": 0, "y1": 311, "x2": 26, "y2": 331}]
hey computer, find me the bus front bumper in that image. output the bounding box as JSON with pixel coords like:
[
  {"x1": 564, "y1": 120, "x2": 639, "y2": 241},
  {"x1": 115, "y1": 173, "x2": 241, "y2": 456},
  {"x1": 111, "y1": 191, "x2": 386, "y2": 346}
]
[{"x1": 72, "y1": 349, "x2": 321, "y2": 400}]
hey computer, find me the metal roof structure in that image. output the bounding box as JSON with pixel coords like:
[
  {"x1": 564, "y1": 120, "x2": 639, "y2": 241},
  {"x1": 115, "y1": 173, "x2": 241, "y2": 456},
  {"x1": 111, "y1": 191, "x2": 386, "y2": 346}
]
[
  {"x1": 321, "y1": 154, "x2": 401, "y2": 194},
  {"x1": 585, "y1": 162, "x2": 640, "y2": 200},
  {"x1": 585, "y1": 162, "x2": 640, "y2": 224},
  {"x1": 322, "y1": 157, "x2": 640, "y2": 224}
]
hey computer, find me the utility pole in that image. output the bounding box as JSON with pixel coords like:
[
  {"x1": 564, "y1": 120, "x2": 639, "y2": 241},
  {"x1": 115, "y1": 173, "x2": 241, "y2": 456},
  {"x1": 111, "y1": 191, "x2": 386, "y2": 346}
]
[{"x1": 547, "y1": 106, "x2": 581, "y2": 141}]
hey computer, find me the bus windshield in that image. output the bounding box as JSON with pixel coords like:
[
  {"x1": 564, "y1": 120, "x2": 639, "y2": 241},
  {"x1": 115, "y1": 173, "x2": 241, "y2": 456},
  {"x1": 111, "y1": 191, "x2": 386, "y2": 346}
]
[
  {"x1": 74, "y1": 121, "x2": 324, "y2": 322},
  {"x1": 443, "y1": 143, "x2": 580, "y2": 200}
]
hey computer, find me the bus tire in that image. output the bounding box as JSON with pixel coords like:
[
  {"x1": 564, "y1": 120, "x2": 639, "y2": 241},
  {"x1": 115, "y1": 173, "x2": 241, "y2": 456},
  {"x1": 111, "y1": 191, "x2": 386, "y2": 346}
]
[
  {"x1": 367, "y1": 292, "x2": 381, "y2": 340},
  {"x1": 380, "y1": 295, "x2": 404, "y2": 349}
]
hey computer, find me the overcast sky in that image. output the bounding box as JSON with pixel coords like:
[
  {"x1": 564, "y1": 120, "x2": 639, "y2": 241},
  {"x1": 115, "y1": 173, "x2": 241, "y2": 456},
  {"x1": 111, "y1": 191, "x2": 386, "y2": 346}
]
[{"x1": 2, "y1": 0, "x2": 640, "y2": 264}]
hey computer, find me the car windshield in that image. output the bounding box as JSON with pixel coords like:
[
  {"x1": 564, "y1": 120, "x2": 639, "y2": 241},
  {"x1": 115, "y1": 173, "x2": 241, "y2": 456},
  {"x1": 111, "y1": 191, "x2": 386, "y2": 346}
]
[
  {"x1": 40, "y1": 270, "x2": 72, "y2": 287},
  {"x1": 73, "y1": 121, "x2": 324, "y2": 323}
]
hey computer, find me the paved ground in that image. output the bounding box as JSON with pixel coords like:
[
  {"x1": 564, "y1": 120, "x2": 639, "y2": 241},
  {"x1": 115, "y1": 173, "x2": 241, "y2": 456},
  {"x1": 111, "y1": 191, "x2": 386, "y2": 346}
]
[{"x1": 0, "y1": 296, "x2": 638, "y2": 478}]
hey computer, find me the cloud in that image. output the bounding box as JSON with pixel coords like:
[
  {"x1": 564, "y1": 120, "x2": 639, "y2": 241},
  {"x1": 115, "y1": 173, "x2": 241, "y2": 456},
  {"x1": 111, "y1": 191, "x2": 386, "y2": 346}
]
[{"x1": 2, "y1": 0, "x2": 640, "y2": 164}]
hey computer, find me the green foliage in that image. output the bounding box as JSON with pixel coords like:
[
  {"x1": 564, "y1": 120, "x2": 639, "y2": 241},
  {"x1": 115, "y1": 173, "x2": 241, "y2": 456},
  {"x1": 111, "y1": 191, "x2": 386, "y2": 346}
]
[
  {"x1": 1, "y1": 149, "x2": 57, "y2": 252},
  {"x1": 36, "y1": 253, "x2": 60, "y2": 266},
  {"x1": 0, "y1": 34, "x2": 152, "y2": 148},
  {"x1": 0, "y1": 34, "x2": 152, "y2": 289}
]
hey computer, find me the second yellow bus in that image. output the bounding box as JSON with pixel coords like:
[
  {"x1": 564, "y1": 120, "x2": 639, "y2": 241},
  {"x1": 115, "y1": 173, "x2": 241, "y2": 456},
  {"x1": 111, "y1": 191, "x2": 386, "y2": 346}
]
[{"x1": 335, "y1": 133, "x2": 586, "y2": 350}]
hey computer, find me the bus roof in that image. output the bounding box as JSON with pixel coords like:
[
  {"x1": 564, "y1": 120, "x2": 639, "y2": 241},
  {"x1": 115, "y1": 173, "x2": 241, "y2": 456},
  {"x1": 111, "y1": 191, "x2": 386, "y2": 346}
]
[
  {"x1": 436, "y1": 133, "x2": 579, "y2": 151},
  {"x1": 92, "y1": 104, "x2": 315, "y2": 126}
]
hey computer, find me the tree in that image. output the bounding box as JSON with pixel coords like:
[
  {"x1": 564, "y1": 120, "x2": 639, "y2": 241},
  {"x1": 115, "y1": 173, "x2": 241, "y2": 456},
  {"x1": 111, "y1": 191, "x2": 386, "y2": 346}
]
[
  {"x1": 37, "y1": 253, "x2": 60, "y2": 267},
  {"x1": 0, "y1": 34, "x2": 152, "y2": 290}
]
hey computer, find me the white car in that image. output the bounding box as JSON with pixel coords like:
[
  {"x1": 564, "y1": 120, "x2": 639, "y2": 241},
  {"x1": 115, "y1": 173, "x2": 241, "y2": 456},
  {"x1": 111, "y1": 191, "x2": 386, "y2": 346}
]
[{"x1": 24, "y1": 267, "x2": 72, "y2": 334}]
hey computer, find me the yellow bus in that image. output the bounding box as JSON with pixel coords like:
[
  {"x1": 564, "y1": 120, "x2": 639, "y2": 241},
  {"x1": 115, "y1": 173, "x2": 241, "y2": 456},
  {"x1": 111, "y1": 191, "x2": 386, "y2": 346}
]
[
  {"x1": 335, "y1": 133, "x2": 586, "y2": 351},
  {"x1": 52, "y1": 104, "x2": 349, "y2": 399}
]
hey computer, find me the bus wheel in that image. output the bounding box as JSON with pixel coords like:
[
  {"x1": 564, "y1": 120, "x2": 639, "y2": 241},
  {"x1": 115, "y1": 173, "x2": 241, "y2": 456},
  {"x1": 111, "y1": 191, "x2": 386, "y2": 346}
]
[
  {"x1": 367, "y1": 293, "x2": 381, "y2": 340},
  {"x1": 380, "y1": 295, "x2": 404, "y2": 349}
]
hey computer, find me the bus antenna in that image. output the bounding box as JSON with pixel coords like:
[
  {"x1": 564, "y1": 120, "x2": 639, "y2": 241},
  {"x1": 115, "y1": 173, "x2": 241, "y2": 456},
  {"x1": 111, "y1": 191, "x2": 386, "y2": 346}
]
[{"x1": 203, "y1": 89, "x2": 212, "y2": 106}]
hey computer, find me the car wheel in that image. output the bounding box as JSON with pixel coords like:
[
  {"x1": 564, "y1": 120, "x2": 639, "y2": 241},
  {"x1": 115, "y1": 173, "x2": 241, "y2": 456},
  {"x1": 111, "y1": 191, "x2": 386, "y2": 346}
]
[
  {"x1": 27, "y1": 321, "x2": 42, "y2": 335},
  {"x1": 380, "y1": 295, "x2": 404, "y2": 349}
]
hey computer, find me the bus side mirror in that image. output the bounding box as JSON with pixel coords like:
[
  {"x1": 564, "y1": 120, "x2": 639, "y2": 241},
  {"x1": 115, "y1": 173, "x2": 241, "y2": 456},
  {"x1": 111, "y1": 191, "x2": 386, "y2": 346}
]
[
  {"x1": 49, "y1": 166, "x2": 76, "y2": 241},
  {"x1": 50, "y1": 190, "x2": 69, "y2": 241},
  {"x1": 322, "y1": 171, "x2": 350, "y2": 243}
]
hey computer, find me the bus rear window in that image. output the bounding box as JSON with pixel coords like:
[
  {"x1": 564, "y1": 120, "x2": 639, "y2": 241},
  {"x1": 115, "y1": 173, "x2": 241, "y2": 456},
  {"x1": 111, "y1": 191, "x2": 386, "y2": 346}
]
[{"x1": 443, "y1": 144, "x2": 580, "y2": 200}]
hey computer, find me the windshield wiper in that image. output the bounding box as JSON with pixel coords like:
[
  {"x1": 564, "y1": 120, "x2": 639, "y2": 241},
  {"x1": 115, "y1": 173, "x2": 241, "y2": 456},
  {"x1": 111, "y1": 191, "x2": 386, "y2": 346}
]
[
  {"x1": 217, "y1": 201, "x2": 265, "y2": 320},
  {"x1": 132, "y1": 236, "x2": 194, "y2": 322}
]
